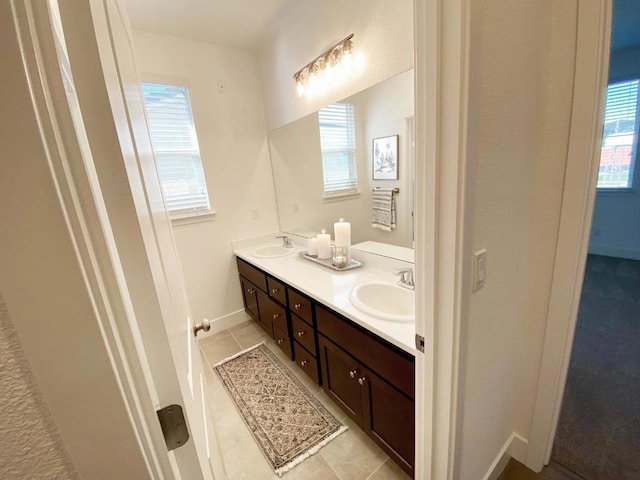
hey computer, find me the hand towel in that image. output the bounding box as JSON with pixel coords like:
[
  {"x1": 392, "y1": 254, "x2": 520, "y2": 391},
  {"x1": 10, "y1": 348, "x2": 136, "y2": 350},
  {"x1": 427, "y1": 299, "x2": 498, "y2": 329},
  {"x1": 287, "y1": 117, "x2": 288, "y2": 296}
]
[{"x1": 372, "y1": 188, "x2": 396, "y2": 231}]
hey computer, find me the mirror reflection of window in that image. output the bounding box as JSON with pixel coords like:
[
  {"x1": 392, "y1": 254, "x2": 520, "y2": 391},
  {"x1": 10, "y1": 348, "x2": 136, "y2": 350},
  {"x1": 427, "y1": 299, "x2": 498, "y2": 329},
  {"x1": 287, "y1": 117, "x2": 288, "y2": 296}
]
[{"x1": 318, "y1": 103, "x2": 358, "y2": 197}]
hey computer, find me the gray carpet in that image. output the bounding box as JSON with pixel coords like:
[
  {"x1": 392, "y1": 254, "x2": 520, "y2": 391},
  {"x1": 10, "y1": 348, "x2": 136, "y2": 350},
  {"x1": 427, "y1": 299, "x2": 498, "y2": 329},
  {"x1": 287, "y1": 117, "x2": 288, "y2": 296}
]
[{"x1": 552, "y1": 254, "x2": 640, "y2": 480}]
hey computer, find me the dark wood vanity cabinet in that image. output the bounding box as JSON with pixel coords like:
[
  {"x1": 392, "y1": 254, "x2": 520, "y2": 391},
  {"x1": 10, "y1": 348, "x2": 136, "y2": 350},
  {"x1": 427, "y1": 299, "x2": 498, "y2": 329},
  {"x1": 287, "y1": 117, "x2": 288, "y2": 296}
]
[
  {"x1": 237, "y1": 257, "x2": 289, "y2": 354},
  {"x1": 317, "y1": 305, "x2": 415, "y2": 477},
  {"x1": 236, "y1": 256, "x2": 415, "y2": 477}
]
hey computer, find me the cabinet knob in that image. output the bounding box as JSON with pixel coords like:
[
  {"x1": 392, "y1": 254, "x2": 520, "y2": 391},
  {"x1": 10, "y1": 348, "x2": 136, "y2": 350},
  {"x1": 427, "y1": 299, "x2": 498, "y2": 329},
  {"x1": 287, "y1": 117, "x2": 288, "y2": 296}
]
[
  {"x1": 294, "y1": 303, "x2": 302, "y2": 310},
  {"x1": 358, "y1": 377, "x2": 367, "y2": 386},
  {"x1": 300, "y1": 360, "x2": 308, "y2": 367},
  {"x1": 273, "y1": 313, "x2": 280, "y2": 319},
  {"x1": 248, "y1": 288, "x2": 255, "y2": 294},
  {"x1": 271, "y1": 288, "x2": 279, "y2": 294},
  {"x1": 277, "y1": 339, "x2": 285, "y2": 345},
  {"x1": 349, "y1": 370, "x2": 358, "y2": 379},
  {"x1": 297, "y1": 331, "x2": 305, "y2": 337}
]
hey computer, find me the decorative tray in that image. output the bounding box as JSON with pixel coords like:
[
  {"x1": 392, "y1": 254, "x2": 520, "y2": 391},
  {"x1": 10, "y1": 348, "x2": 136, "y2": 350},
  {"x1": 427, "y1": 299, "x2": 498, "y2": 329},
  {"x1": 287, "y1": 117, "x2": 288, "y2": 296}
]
[{"x1": 299, "y1": 251, "x2": 363, "y2": 271}]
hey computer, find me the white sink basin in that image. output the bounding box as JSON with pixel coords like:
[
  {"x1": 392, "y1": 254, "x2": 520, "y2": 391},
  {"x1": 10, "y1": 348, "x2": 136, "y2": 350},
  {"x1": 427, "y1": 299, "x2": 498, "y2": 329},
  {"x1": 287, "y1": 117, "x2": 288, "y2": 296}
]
[
  {"x1": 251, "y1": 245, "x2": 294, "y2": 259},
  {"x1": 349, "y1": 281, "x2": 414, "y2": 322}
]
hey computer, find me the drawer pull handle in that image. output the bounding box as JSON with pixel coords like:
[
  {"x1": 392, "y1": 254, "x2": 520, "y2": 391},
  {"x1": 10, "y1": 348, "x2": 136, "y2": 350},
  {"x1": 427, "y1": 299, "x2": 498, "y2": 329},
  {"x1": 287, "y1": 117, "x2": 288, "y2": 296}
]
[
  {"x1": 297, "y1": 331, "x2": 305, "y2": 337},
  {"x1": 358, "y1": 377, "x2": 367, "y2": 386},
  {"x1": 271, "y1": 288, "x2": 280, "y2": 294},
  {"x1": 349, "y1": 370, "x2": 358, "y2": 379},
  {"x1": 300, "y1": 360, "x2": 308, "y2": 367},
  {"x1": 247, "y1": 288, "x2": 255, "y2": 294},
  {"x1": 273, "y1": 313, "x2": 280, "y2": 319},
  {"x1": 277, "y1": 339, "x2": 285, "y2": 345},
  {"x1": 294, "y1": 303, "x2": 302, "y2": 310}
]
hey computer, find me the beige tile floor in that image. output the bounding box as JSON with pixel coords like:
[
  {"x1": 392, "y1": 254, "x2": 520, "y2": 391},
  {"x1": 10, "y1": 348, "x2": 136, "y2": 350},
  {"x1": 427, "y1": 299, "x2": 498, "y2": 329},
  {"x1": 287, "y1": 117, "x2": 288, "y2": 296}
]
[{"x1": 199, "y1": 320, "x2": 411, "y2": 480}]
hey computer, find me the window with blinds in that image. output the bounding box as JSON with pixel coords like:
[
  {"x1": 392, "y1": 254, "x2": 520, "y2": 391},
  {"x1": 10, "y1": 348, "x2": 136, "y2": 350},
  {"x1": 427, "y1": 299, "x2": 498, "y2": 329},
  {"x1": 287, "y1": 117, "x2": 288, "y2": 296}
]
[
  {"x1": 598, "y1": 79, "x2": 640, "y2": 189},
  {"x1": 318, "y1": 103, "x2": 358, "y2": 197},
  {"x1": 141, "y1": 82, "x2": 211, "y2": 215}
]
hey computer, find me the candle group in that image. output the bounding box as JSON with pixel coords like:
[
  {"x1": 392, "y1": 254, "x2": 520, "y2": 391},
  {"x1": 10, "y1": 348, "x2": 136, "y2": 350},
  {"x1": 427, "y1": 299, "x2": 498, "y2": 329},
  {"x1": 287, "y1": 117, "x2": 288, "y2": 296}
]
[{"x1": 308, "y1": 220, "x2": 352, "y2": 262}]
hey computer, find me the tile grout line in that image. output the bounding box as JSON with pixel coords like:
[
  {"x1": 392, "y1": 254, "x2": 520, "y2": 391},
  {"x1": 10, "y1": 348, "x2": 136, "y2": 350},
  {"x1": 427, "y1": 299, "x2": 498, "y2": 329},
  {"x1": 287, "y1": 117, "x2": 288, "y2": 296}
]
[{"x1": 364, "y1": 457, "x2": 389, "y2": 480}]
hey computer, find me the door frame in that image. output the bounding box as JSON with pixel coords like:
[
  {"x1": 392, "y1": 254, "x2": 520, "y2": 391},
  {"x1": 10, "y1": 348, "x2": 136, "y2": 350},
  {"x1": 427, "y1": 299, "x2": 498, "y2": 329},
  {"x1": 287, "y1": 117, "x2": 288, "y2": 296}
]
[
  {"x1": 525, "y1": 1, "x2": 612, "y2": 471},
  {"x1": 5, "y1": 0, "x2": 221, "y2": 478},
  {"x1": 414, "y1": 0, "x2": 471, "y2": 478}
]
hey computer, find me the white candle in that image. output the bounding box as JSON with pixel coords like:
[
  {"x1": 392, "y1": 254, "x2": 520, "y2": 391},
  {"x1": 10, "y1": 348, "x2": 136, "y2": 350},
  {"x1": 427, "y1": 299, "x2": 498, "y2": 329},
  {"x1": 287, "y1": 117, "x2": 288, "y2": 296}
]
[
  {"x1": 307, "y1": 237, "x2": 318, "y2": 256},
  {"x1": 334, "y1": 218, "x2": 351, "y2": 247},
  {"x1": 316, "y1": 230, "x2": 332, "y2": 259}
]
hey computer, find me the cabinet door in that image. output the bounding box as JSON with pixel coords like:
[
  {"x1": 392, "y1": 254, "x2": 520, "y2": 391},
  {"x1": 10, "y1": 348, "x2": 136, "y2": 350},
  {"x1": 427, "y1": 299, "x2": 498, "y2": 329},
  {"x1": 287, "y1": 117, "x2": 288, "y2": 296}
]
[
  {"x1": 360, "y1": 367, "x2": 415, "y2": 477},
  {"x1": 239, "y1": 276, "x2": 259, "y2": 322},
  {"x1": 255, "y1": 288, "x2": 274, "y2": 337},
  {"x1": 318, "y1": 335, "x2": 363, "y2": 426}
]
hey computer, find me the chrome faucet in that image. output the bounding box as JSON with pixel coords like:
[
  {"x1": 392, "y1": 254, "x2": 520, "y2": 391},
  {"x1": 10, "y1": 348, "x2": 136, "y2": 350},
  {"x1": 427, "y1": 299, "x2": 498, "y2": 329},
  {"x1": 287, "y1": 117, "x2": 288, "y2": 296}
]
[
  {"x1": 394, "y1": 267, "x2": 415, "y2": 290},
  {"x1": 276, "y1": 235, "x2": 293, "y2": 248}
]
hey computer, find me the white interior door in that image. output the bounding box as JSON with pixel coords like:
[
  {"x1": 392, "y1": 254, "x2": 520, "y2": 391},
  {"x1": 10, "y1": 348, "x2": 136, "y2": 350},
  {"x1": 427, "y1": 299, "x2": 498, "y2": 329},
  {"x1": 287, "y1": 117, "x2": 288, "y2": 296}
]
[{"x1": 42, "y1": 1, "x2": 226, "y2": 478}]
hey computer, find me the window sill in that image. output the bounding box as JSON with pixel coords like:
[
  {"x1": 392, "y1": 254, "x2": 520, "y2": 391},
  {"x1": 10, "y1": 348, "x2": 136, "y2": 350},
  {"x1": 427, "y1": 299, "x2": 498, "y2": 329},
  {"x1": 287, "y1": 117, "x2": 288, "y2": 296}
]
[
  {"x1": 596, "y1": 188, "x2": 635, "y2": 196},
  {"x1": 322, "y1": 191, "x2": 361, "y2": 202},
  {"x1": 170, "y1": 209, "x2": 217, "y2": 227}
]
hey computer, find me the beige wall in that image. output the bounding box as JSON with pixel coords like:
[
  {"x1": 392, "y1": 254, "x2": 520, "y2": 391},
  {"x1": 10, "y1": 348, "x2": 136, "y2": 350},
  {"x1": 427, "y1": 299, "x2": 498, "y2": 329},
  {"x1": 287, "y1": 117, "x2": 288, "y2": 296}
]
[
  {"x1": 259, "y1": 0, "x2": 414, "y2": 131},
  {"x1": 132, "y1": 31, "x2": 280, "y2": 325},
  {"x1": 0, "y1": 292, "x2": 78, "y2": 479},
  {"x1": 459, "y1": 0, "x2": 577, "y2": 477}
]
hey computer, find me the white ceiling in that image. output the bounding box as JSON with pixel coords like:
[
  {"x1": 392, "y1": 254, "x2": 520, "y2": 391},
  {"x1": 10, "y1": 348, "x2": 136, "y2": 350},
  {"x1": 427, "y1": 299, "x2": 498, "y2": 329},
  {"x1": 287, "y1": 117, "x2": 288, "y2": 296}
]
[
  {"x1": 124, "y1": 0, "x2": 640, "y2": 54},
  {"x1": 122, "y1": 0, "x2": 292, "y2": 51}
]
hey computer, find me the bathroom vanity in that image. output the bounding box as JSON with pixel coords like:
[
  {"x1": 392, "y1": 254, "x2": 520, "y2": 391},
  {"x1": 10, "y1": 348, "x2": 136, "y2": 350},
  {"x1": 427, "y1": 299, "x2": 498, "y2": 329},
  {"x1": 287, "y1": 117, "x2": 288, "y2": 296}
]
[{"x1": 234, "y1": 244, "x2": 415, "y2": 477}]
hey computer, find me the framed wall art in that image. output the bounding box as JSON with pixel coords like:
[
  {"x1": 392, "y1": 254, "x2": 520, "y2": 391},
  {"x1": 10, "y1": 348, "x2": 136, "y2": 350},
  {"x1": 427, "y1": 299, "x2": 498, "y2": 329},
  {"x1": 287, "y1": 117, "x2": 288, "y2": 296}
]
[{"x1": 372, "y1": 135, "x2": 399, "y2": 180}]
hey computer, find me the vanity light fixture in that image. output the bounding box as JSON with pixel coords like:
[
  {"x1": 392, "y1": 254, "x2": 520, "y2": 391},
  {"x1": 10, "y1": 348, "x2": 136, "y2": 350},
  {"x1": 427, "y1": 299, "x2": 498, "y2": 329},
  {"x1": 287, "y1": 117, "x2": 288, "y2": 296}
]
[{"x1": 293, "y1": 34, "x2": 354, "y2": 98}]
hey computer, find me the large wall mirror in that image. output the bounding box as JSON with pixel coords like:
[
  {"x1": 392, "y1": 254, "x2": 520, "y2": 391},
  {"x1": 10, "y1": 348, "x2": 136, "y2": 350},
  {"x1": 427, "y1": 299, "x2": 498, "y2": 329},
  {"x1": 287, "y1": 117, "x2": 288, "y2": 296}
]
[{"x1": 268, "y1": 68, "x2": 415, "y2": 250}]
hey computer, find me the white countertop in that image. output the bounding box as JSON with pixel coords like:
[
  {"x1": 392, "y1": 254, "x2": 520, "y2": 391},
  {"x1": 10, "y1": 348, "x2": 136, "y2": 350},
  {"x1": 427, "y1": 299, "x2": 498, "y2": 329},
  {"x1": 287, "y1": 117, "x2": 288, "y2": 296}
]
[{"x1": 232, "y1": 235, "x2": 416, "y2": 355}]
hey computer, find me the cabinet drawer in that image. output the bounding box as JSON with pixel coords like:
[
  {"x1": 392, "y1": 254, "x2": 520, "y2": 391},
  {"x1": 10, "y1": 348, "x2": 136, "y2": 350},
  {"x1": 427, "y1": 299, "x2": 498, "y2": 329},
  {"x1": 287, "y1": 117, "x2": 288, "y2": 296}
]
[
  {"x1": 236, "y1": 257, "x2": 267, "y2": 292},
  {"x1": 260, "y1": 294, "x2": 287, "y2": 334},
  {"x1": 273, "y1": 325, "x2": 293, "y2": 360},
  {"x1": 293, "y1": 342, "x2": 319, "y2": 385},
  {"x1": 316, "y1": 305, "x2": 414, "y2": 399},
  {"x1": 267, "y1": 276, "x2": 287, "y2": 306},
  {"x1": 288, "y1": 289, "x2": 314, "y2": 325},
  {"x1": 291, "y1": 313, "x2": 316, "y2": 356}
]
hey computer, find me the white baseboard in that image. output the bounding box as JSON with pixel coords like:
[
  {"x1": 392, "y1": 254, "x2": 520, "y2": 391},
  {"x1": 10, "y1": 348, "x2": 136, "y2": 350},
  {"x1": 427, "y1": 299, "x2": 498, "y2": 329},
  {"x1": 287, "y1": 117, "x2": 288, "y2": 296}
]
[
  {"x1": 199, "y1": 309, "x2": 250, "y2": 339},
  {"x1": 482, "y1": 432, "x2": 529, "y2": 480},
  {"x1": 588, "y1": 244, "x2": 640, "y2": 260}
]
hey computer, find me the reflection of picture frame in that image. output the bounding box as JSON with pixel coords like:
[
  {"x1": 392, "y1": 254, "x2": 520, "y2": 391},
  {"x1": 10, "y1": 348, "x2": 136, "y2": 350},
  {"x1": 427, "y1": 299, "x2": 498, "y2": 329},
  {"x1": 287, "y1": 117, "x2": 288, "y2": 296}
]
[{"x1": 372, "y1": 135, "x2": 399, "y2": 180}]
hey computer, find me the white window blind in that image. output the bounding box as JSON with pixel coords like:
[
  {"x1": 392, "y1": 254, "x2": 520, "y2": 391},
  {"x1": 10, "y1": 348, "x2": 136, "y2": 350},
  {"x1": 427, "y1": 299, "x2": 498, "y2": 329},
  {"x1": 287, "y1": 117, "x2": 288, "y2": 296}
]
[
  {"x1": 141, "y1": 82, "x2": 210, "y2": 214},
  {"x1": 318, "y1": 103, "x2": 358, "y2": 197},
  {"x1": 598, "y1": 79, "x2": 639, "y2": 189}
]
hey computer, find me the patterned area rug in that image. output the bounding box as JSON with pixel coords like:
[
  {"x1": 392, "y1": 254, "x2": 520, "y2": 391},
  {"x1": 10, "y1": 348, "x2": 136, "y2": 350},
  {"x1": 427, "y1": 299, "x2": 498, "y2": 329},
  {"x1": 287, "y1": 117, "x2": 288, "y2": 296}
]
[{"x1": 214, "y1": 343, "x2": 347, "y2": 476}]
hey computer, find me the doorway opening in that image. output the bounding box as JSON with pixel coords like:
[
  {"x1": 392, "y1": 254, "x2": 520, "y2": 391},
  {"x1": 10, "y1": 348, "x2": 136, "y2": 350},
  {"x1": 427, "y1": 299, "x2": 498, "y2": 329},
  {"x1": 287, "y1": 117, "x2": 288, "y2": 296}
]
[{"x1": 551, "y1": 1, "x2": 640, "y2": 478}]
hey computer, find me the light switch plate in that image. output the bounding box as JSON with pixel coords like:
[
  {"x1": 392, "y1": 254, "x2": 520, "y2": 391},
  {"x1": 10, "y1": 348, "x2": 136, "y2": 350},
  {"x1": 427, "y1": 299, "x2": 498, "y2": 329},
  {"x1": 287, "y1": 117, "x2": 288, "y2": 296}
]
[{"x1": 473, "y1": 249, "x2": 487, "y2": 292}]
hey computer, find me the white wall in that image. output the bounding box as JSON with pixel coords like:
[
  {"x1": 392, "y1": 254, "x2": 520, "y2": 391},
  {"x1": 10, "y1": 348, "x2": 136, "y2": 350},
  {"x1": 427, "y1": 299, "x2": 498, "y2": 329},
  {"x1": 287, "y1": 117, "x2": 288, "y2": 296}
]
[
  {"x1": 259, "y1": 0, "x2": 414, "y2": 131},
  {"x1": 459, "y1": 1, "x2": 577, "y2": 477},
  {"x1": 0, "y1": 292, "x2": 78, "y2": 479},
  {"x1": 132, "y1": 31, "x2": 280, "y2": 324},
  {"x1": 589, "y1": 45, "x2": 640, "y2": 260}
]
